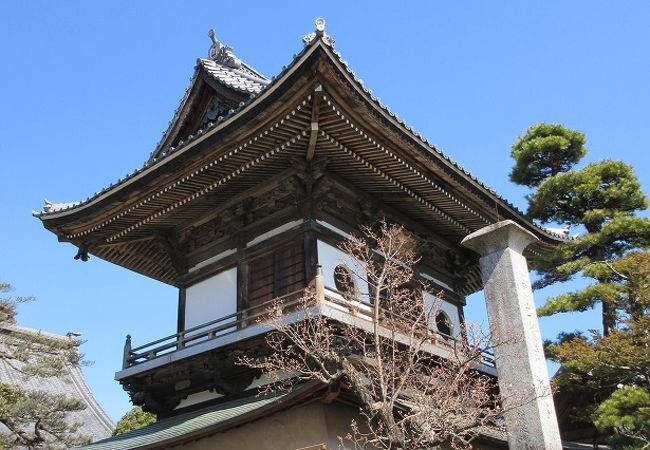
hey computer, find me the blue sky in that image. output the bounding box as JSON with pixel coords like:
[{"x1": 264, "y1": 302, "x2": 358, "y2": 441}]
[{"x1": 1, "y1": 2, "x2": 649, "y2": 421}]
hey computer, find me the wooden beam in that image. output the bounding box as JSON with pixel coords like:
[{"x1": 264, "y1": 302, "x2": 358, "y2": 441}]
[
  {"x1": 303, "y1": 230, "x2": 318, "y2": 286},
  {"x1": 321, "y1": 170, "x2": 456, "y2": 251},
  {"x1": 177, "y1": 167, "x2": 298, "y2": 235},
  {"x1": 237, "y1": 260, "x2": 248, "y2": 329},
  {"x1": 306, "y1": 84, "x2": 323, "y2": 161}
]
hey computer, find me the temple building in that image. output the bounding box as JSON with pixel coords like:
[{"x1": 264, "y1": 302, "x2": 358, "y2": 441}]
[
  {"x1": 0, "y1": 325, "x2": 114, "y2": 444},
  {"x1": 35, "y1": 20, "x2": 568, "y2": 450}
]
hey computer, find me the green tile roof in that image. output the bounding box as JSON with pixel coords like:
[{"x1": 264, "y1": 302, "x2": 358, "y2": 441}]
[{"x1": 77, "y1": 392, "x2": 289, "y2": 450}]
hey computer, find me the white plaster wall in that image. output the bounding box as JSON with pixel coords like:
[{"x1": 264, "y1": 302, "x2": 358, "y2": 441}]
[
  {"x1": 317, "y1": 240, "x2": 369, "y2": 303},
  {"x1": 423, "y1": 291, "x2": 461, "y2": 338},
  {"x1": 185, "y1": 267, "x2": 237, "y2": 331}
]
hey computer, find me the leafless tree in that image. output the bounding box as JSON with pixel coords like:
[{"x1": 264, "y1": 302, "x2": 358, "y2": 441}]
[{"x1": 242, "y1": 222, "x2": 504, "y2": 450}]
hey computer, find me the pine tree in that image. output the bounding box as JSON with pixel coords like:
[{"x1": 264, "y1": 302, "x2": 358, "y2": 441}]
[
  {"x1": 510, "y1": 123, "x2": 650, "y2": 447},
  {"x1": 113, "y1": 407, "x2": 156, "y2": 436}
]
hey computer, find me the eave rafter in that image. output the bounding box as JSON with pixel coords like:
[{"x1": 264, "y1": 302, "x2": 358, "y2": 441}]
[
  {"x1": 320, "y1": 45, "x2": 566, "y2": 248},
  {"x1": 320, "y1": 129, "x2": 472, "y2": 235},
  {"x1": 58, "y1": 84, "x2": 532, "y2": 266},
  {"x1": 40, "y1": 35, "x2": 563, "y2": 245}
]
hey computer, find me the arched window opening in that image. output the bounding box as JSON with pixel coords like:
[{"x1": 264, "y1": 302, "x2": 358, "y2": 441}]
[
  {"x1": 435, "y1": 311, "x2": 452, "y2": 339},
  {"x1": 334, "y1": 264, "x2": 356, "y2": 297}
]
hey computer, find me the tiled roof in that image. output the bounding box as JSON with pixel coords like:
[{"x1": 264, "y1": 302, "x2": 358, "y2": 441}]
[
  {"x1": 32, "y1": 28, "x2": 568, "y2": 243},
  {"x1": 76, "y1": 391, "x2": 289, "y2": 450},
  {"x1": 200, "y1": 59, "x2": 268, "y2": 94},
  {"x1": 32, "y1": 39, "x2": 300, "y2": 219},
  {"x1": 41, "y1": 200, "x2": 82, "y2": 214},
  {"x1": 0, "y1": 326, "x2": 114, "y2": 443},
  {"x1": 324, "y1": 47, "x2": 572, "y2": 241}
]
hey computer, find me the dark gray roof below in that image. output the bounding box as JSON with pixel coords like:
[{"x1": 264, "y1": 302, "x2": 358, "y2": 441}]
[{"x1": 0, "y1": 326, "x2": 114, "y2": 443}]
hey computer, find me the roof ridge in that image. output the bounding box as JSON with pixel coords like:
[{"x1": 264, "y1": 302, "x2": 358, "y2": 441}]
[
  {"x1": 1, "y1": 324, "x2": 77, "y2": 342},
  {"x1": 0, "y1": 328, "x2": 115, "y2": 441},
  {"x1": 199, "y1": 59, "x2": 269, "y2": 85}
]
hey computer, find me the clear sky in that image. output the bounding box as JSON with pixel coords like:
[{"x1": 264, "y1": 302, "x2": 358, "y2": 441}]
[{"x1": 1, "y1": 2, "x2": 648, "y2": 422}]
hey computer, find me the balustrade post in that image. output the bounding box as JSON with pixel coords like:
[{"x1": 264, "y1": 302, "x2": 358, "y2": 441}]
[
  {"x1": 315, "y1": 264, "x2": 325, "y2": 302},
  {"x1": 122, "y1": 334, "x2": 132, "y2": 369}
]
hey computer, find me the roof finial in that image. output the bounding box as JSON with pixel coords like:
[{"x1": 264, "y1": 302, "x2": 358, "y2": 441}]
[
  {"x1": 207, "y1": 28, "x2": 242, "y2": 69},
  {"x1": 208, "y1": 29, "x2": 223, "y2": 60},
  {"x1": 208, "y1": 29, "x2": 218, "y2": 45},
  {"x1": 303, "y1": 17, "x2": 335, "y2": 48}
]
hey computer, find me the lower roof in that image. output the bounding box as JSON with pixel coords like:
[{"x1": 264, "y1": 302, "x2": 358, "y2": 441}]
[{"x1": 75, "y1": 385, "x2": 319, "y2": 450}]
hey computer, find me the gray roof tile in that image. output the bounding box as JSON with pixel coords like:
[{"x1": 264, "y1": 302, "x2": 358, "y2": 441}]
[{"x1": 200, "y1": 59, "x2": 268, "y2": 95}]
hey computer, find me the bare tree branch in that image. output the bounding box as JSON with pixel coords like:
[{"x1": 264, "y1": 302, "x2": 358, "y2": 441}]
[{"x1": 241, "y1": 222, "x2": 504, "y2": 449}]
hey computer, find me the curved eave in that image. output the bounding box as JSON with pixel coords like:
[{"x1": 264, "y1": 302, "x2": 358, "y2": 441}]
[
  {"x1": 35, "y1": 42, "x2": 320, "y2": 227},
  {"x1": 316, "y1": 43, "x2": 566, "y2": 247},
  {"x1": 37, "y1": 36, "x2": 567, "y2": 258}
]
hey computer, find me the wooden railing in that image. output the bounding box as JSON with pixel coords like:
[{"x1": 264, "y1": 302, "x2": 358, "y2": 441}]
[
  {"x1": 323, "y1": 292, "x2": 496, "y2": 368},
  {"x1": 122, "y1": 287, "x2": 496, "y2": 370},
  {"x1": 122, "y1": 289, "x2": 305, "y2": 369}
]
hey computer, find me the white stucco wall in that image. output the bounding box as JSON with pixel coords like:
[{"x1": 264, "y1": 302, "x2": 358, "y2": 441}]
[
  {"x1": 185, "y1": 267, "x2": 238, "y2": 331},
  {"x1": 317, "y1": 240, "x2": 370, "y2": 303},
  {"x1": 423, "y1": 291, "x2": 461, "y2": 338}
]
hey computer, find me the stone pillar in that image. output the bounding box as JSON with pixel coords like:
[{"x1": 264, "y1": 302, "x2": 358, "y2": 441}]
[{"x1": 461, "y1": 220, "x2": 562, "y2": 450}]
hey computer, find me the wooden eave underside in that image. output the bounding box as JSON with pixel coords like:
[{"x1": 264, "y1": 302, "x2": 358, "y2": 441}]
[{"x1": 40, "y1": 40, "x2": 556, "y2": 286}]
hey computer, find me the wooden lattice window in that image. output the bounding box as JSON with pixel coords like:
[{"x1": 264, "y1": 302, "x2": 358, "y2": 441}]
[{"x1": 248, "y1": 241, "x2": 305, "y2": 308}]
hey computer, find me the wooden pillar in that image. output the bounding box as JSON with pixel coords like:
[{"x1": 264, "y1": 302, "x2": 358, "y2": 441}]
[
  {"x1": 304, "y1": 229, "x2": 318, "y2": 286},
  {"x1": 237, "y1": 260, "x2": 249, "y2": 327},
  {"x1": 176, "y1": 288, "x2": 186, "y2": 334}
]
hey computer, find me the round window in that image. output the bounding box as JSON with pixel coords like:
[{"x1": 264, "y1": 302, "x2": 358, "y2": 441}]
[
  {"x1": 435, "y1": 311, "x2": 452, "y2": 339},
  {"x1": 334, "y1": 264, "x2": 355, "y2": 296}
]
